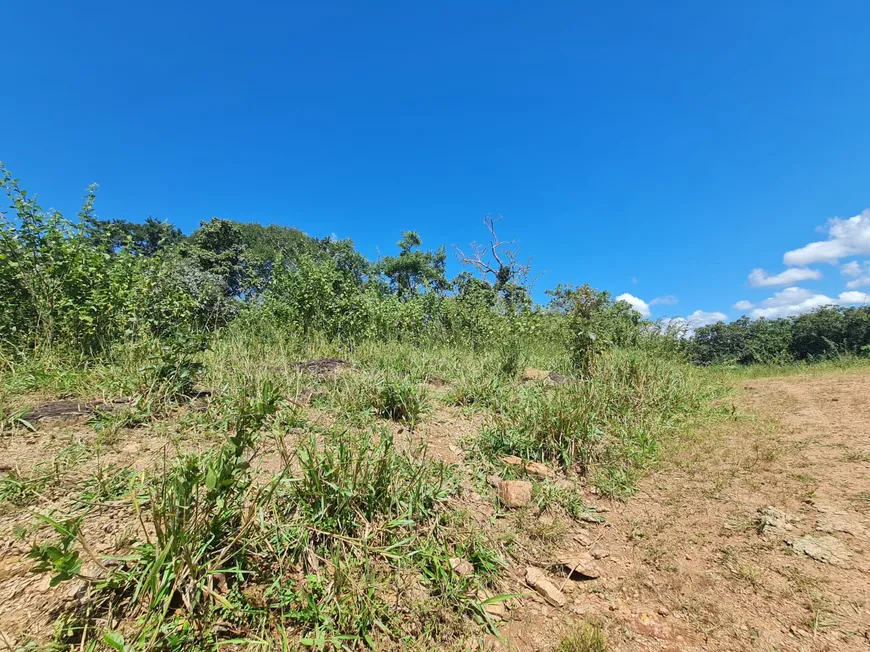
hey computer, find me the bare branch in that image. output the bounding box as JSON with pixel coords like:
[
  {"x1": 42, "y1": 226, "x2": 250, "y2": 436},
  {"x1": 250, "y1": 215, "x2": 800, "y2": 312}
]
[{"x1": 453, "y1": 214, "x2": 535, "y2": 294}]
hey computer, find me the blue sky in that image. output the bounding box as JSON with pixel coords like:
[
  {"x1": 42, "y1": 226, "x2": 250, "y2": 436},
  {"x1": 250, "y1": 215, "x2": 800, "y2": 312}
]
[{"x1": 4, "y1": 1, "x2": 870, "y2": 326}]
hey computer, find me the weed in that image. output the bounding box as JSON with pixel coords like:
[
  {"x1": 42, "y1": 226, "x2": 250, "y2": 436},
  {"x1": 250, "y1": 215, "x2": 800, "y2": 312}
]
[
  {"x1": 371, "y1": 377, "x2": 429, "y2": 425},
  {"x1": 555, "y1": 623, "x2": 608, "y2": 652},
  {"x1": 843, "y1": 449, "x2": 870, "y2": 462},
  {"x1": 79, "y1": 465, "x2": 136, "y2": 503},
  {"x1": 445, "y1": 373, "x2": 506, "y2": 410},
  {"x1": 495, "y1": 336, "x2": 525, "y2": 378},
  {"x1": 534, "y1": 480, "x2": 595, "y2": 521},
  {"x1": 0, "y1": 470, "x2": 50, "y2": 507}
]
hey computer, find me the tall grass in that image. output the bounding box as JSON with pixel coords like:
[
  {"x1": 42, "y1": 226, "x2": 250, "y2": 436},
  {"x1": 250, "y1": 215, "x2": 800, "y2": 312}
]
[{"x1": 478, "y1": 348, "x2": 714, "y2": 496}]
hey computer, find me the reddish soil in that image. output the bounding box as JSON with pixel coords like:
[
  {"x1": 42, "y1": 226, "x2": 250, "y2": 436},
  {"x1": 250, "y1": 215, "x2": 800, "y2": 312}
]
[
  {"x1": 492, "y1": 372, "x2": 870, "y2": 651},
  {"x1": 1, "y1": 371, "x2": 868, "y2": 650}
]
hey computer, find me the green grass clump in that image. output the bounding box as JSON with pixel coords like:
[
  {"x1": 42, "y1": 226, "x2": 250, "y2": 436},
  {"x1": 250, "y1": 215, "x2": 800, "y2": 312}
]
[
  {"x1": 478, "y1": 349, "x2": 712, "y2": 497},
  {"x1": 370, "y1": 377, "x2": 429, "y2": 425},
  {"x1": 555, "y1": 623, "x2": 608, "y2": 652},
  {"x1": 21, "y1": 380, "x2": 506, "y2": 649}
]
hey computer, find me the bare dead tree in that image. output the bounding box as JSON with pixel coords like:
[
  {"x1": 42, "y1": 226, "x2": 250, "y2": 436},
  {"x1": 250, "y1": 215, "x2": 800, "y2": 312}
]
[{"x1": 453, "y1": 214, "x2": 535, "y2": 292}]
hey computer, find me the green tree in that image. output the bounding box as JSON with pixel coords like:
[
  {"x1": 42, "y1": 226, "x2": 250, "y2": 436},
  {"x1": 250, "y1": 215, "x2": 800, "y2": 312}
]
[{"x1": 378, "y1": 231, "x2": 447, "y2": 299}]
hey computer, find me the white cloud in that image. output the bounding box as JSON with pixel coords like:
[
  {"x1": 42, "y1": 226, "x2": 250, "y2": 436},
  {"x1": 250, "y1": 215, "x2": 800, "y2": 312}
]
[
  {"x1": 749, "y1": 286, "x2": 834, "y2": 319},
  {"x1": 733, "y1": 300, "x2": 754, "y2": 311},
  {"x1": 839, "y1": 290, "x2": 870, "y2": 305},
  {"x1": 649, "y1": 295, "x2": 678, "y2": 306},
  {"x1": 748, "y1": 267, "x2": 821, "y2": 287},
  {"x1": 840, "y1": 261, "x2": 870, "y2": 288},
  {"x1": 783, "y1": 209, "x2": 870, "y2": 265},
  {"x1": 615, "y1": 293, "x2": 651, "y2": 317},
  {"x1": 661, "y1": 310, "x2": 727, "y2": 337},
  {"x1": 687, "y1": 310, "x2": 728, "y2": 326}
]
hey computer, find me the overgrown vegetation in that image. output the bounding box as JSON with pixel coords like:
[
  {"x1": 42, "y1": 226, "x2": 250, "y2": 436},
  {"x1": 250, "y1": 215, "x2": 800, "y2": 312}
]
[
  {"x1": 690, "y1": 310, "x2": 870, "y2": 365},
  {"x1": 0, "y1": 167, "x2": 738, "y2": 648}
]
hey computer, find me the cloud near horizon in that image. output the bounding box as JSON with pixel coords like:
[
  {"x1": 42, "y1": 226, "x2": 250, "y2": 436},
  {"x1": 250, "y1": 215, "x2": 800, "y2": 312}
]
[
  {"x1": 615, "y1": 293, "x2": 651, "y2": 317},
  {"x1": 660, "y1": 310, "x2": 729, "y2": 336},
  {"x1": 733, "y1": 286, "x2": 870, "y2": 320}
]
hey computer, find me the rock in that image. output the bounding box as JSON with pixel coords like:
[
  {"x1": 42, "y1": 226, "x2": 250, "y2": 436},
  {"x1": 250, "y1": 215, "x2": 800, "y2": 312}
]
[
  {"x1": 500, "y1": 455, "x2": 523, "y2": 466},
  {"x1": 757, "y1": 506, "x2": 793, "y2": 535},
  {"x1": 525, "y1": 461, "x2": 551, "y2": 477},
  {"x1": 525, "y1": 567, "x2": 567, "y2": 607},
  {"x1": 450, "y1": 557, "x2": 474, "y2": 576},
  {"x1": 213, "y1": 572, "x2": 229, "y2": 594},
  {"x1": 788, "y1": 535, "x2": 851, "y2": 566},
  {"x1": 555, "y1": 551, "x2": 601, "y2": 579},
  {"x1": 498, "y1": 480, "x2": 533, "y2": 508},
  {"x1": 591, "y1": 548, "x2": 610, "y2": 559},
  {"x1": 486, "y1": 475, "x2": 502, "y2": 488},
  {"x1": 521, "y1": 368, "x2": 551, "y2": 382},
  {"x1": 477, "y1": 590, "x2": 507, "y2": 618},
  {"x1": 816, "y1": 511, "x2": 866, "y2": 537},
  {"x1": 574, "y1": 531, "x2": 592, "y2": 546},
  {"x1": 548, "y1": 371, "x2": 567, "y2": 384}
]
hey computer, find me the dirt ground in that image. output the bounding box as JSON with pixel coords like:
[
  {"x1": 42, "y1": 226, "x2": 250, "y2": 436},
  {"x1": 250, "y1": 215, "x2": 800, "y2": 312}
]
[
  {"x1": 493, "y1": 371, "x2": 870, "y2": 651},
  {"x1": 1, "y1": 371, "x2": 868, "y2": 650}
]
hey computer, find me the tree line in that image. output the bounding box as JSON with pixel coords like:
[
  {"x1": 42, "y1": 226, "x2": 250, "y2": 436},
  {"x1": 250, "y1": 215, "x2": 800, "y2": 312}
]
[
  {"x1": 2, "y1": 164, "x2": 868, "y2": 368},
  {"x1": 688, "y1": 308, "x2": 870, "y2": 365}
]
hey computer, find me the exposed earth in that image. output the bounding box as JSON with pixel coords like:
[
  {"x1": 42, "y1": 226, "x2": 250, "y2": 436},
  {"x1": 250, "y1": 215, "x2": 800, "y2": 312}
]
[
  {"x1": 1, "y1": 370, "x2": 868, "y2": 650},
  {"x1": 489, "y1": 370, "x2": 870, "y2": 651}
]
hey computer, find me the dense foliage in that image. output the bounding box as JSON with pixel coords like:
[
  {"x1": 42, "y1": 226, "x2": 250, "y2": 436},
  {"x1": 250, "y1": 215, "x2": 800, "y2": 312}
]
[
  {"x1": 0, "y1": 167, "x2": 661, "y2": 368},
  {"x1": 689, "y1": 309, "x2": 870, "y2": 365},
  {"x1": 4, "y1": 166, "x2": 867, "y2": 369}
]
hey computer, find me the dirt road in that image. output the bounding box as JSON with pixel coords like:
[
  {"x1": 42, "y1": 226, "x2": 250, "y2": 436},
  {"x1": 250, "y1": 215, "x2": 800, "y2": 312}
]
[{"x1": 514, "y1": 371, "x2": 870, "y2": 651}]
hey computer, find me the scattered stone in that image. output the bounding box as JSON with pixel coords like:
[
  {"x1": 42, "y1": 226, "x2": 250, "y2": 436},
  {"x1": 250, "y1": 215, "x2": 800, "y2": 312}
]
[
  {"x1": 591, "y1": 548, "x2": 610, "y2": 559},
  {"x1": 498, "y1": 480, "x2": 532, "y2": 508},
  {"x1": 486, "y1": 475, "x2": 502, "y2": 488},
  {"x1": 500, "y1": 455, "x2": 523, "y2": 466},
  {"x1": 525, "y1": 567, "x2": 567, "y2": 607},
  {"x1": 757, "y1": 506, "x2": 793, "y2": 535},
  {"x1": 788, "y1": 535, "x2": 851, "y2": 566},
  {"x1": 521, "y1": 368, "x2": 551, "y2": 382},
  {"x1": 524, "y1": 461, "x2": 551, "y2": 477},
  {"x1": 555, "y1": 551, "x2": 601, "y2": 580},
  {"x1": 658, "y1": 606, "x2": 670, "y2": 617},
  {"x1": 450, "y1": 557, "x2": 474, "y2": 576}
]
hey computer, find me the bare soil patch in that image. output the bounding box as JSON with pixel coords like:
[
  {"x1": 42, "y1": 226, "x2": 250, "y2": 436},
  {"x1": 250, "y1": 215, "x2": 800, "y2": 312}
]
[
  {"x1": 514, "y1": 371, "x2": 870, "y2": 651},
  {"x1": 2, "y1": 371, "x2": 869, "y2": 649}
]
